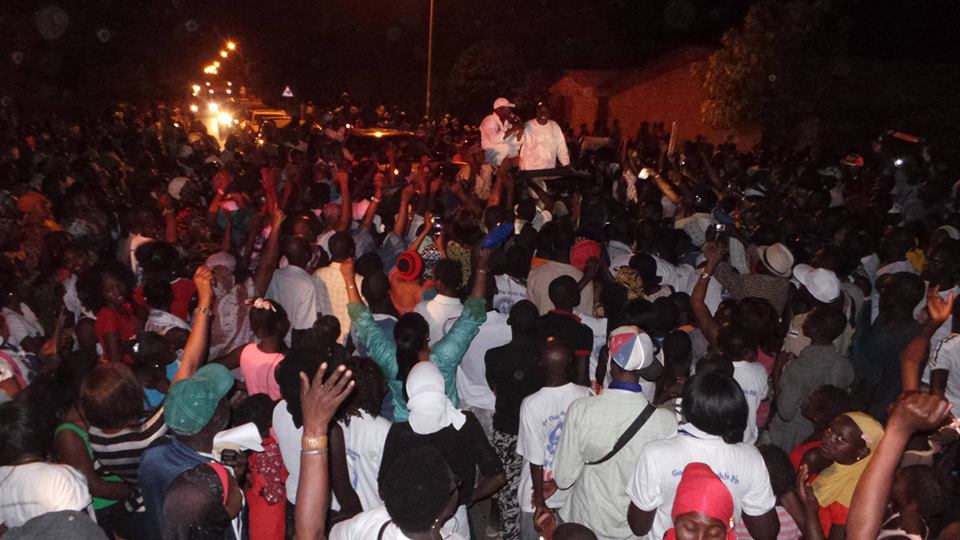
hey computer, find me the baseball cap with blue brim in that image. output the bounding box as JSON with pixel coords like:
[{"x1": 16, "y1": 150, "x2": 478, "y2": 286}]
[{"x1": 164, "y1": 364, "x2": 234, "y2": 436}]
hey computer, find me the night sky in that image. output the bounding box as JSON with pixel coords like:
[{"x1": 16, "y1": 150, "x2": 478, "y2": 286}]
[{"x1": 2, "y1": 0, "x2": 959, "y2": 118}]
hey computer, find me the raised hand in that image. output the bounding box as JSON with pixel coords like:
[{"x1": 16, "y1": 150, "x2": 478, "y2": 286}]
[
  {"x1": 888, "y1": 393, "x2": 952, "y2": 436},
  {"x1": 926, "y1": 286, "x2": 955, "y2": 326},
  {"x1": 194, "y1": 266, "x2": 214, "y2": 307},
  {"x1": 299, "y1": 362, "x2": 354, "y2": 437}
]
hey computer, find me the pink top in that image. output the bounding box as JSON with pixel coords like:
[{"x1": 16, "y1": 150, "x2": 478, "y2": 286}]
[{"x1": 240, "y1": 343, "x2": 284, "y2": 400}]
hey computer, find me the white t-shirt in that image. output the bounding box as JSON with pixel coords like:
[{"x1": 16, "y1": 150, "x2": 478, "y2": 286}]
[
  {"x1": 928, "y1": 334, "x2": 960, "y2": 417},
  {"x1": 1, "y1": 305, "x2": 43, "y2": 348},
  {"x1": 493, "y1": 274, "x2": 528, "y2": 315},
  {"x1": 330, "y1": 411, "x2": 392, "y2": 512},
  {"x1": 272, "y1": 400, "x2": 303, "y2": 504},
  {"x1": 519, "y1": 119, "x2": 569, "y2": 171},
  {"x1": 731, "y1": 360, "x2": 769, "y2": 445},
  {"x1": 413, "y1": 294, "x2": 463, "y2": 346},
  {"x1": 330, "y1": 505, "x2": 465, "y2": 540},
  {"x1": 516, "y1": 383, "x2": 593, "y2": 513},
  {"x1": 266, "y1": 265, "x2": 319, "y2": 345},
  {"x1": 0, "y1": 462, "x2": 93, "y2": 528},
  {"x1": 444, "y1": 311, "x2": 510, "y2": 411},
  {"x1": 917, "y1": 285, "x2": 960, "y2": 383},
  {"x1": 627, "y1": 424, "x2": 777, "y2": 540}
]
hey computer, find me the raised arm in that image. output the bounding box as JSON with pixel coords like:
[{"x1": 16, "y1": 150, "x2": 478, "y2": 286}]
[
  {"x1": 295, "y1": 363, "x2": 355, "y2": 540},
  {"x1": 335, "y1": 170, "x2": 352, "y2": 232},
  {"x1": 847, "y1": 394, "x2": 951, "y2": 540},
  {"x1": 253, "y1": 210, "x2": 286, "y2": 299},
  {"x1": 692, "y1": 246, "x2": 722, "y2": 346},
  {"x1": 644, "y1": 168, "x2": 681, "y2": 205},
  {"x1": 392, "y1": 184, "x2": 416, "y2": 239},
  {"x1": 341, "y1": 259, "x2": 398, "y2": 379},
  {"x1": 171, "y1": 266, "x2": 215, "y2": 384},
  {"x1": 901, "y1": 287, "x2": 953, "y2": 393},
  {"x1": 360, "y1": 173, "x2": 384, "y2": 232}
]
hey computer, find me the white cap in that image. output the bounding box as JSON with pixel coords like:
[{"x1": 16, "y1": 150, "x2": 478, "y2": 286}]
[
  {"x1": 793, "y1": 264, "x2": 841, "y2": 303},
  {"x1": 492, "y1": 97, "x2": 516, "y2": 110},
  {"x1": 756, "y1": 243, "x2": 795, "y2": 278}
]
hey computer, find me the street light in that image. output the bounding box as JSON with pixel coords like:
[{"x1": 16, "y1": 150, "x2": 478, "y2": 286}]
[
  {"x1": 425, "y1": 0, "x2": 435, "y2": 119},
  {"x1": 226, "y1": 41, "x2": 236, "y2": 51},
  {"x1": 190, "y1": 104, "x2": 199, "y2": 112},
  {"x1": 220, "y1": 50, "x2": 228, "y2": 58}
]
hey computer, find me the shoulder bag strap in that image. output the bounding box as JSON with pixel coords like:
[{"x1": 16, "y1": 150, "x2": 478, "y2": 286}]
[
  {"x1": 585, "y1": 403, "x2": 657, "y2": 466},
  {"x1": 377, "y1": 520, "x2": 392, "y2": 540}
]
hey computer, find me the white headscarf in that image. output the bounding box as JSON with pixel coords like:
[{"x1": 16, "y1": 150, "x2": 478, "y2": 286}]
[{"x1": 406, "y1": 362, "x2": 466, "y2": 435}]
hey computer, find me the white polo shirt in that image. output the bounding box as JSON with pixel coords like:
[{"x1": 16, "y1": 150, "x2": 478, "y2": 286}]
[{"x1": 627, "y1": 423, "x2": 776, "y2": 540}]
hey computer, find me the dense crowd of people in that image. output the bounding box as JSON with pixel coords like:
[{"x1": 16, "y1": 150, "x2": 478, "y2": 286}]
[{"x1": 0, "y1": 93, "x2": 959, "y2": 540}]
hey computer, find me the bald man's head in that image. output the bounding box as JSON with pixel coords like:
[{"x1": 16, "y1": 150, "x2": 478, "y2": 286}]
[
  {"x1": 539, "y1": 337, "x2": 572, "y2": 376},
  {"x1": 282, "y1": 236, "x2": 313, "y2": 268},
  {"x1": 554, "y1": 523, "x2": 598, "y2": 540}
]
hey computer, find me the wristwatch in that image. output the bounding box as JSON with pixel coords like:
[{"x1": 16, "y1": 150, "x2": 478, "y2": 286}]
[{"x1": 699, "y1": 271, "x2": 712, "y2": 280}]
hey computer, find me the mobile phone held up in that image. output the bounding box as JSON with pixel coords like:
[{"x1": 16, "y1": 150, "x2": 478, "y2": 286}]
[
  {"x1": 704, "y1": 223, "x2": 729, "y2": 244},
  {"x1": 430, "y1": 216, "x2": 443, "y2": 236}
]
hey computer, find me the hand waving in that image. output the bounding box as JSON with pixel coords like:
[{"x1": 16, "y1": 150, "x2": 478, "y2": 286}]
[
  {"x1": 926, "y1": 286, "x2": 955, "y2": 326},
  {"x1": 299, "y1": 363, "x2": 354, "y2": 437}
]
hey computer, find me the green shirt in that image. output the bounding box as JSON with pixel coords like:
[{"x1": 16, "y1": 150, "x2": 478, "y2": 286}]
[
  {"x1": 55, "y1": 423, "x2": 124, "y2": 510},
  {"x1": 348, "y1": 297, "x2": 487, "y2": 422}
]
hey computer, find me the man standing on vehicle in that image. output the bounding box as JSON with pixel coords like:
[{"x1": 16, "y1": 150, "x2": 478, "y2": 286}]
[
  {"x1": 520, "y1": 102, "x2": 569, "y2": 171},
  {"x1": 481, "y1": 97, "x2": 523, "y2": 167}
]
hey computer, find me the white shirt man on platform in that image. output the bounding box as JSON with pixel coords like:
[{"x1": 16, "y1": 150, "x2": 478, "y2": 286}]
[
  {"x1": 520, "y1": 102, "x2": 570, "y2": 171},
  {"x1": 480, "y1": 97, "x2": 523, "y2": 166}
]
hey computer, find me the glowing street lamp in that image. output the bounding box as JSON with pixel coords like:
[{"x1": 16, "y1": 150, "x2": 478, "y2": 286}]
[
  {"x1": 220, "y1": 50, "x2": 228, "y2": 58},
  {"x1": 189, "y1": 104, "x2": 199, "y2": 112},
  {"x1": 213, "y1": 61, "x2": 221, "y2": 68},
  {"x1": 208, "y1": 102, "x2": 220, "y2": 112},
  {"x1": 192, "y1": 84, "x2": 201, "y2": 93},
  {"x1": 226, "y1": 41, "x2": 236, "y2": 51}
]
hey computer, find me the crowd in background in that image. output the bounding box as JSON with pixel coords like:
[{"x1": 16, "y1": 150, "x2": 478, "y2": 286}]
[{"x1": 0, "y1": 93, "x2": 958, "y2": 540}]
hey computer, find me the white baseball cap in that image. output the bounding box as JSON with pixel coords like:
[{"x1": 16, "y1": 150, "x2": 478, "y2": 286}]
[
  {"x1": 793, "y1": 264, "x2": 841, "y2": 303},
  {"x1": 492, "y1": 97, "x2": 516, "y2": 110}
]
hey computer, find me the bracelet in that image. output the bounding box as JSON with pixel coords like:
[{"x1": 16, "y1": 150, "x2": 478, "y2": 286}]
[
  {"x1": 301, "y1": 448, "x2": 328, "y2": 456},
  {"x1": 699, "y1": 272, "x2": 712, "y2": 280},
  {"x1": 346, "y1": 284, "x2": 357, "y2": 290},
  {"x1": 302, "y1": 434, "x2": 327, "y2": 452},
  {"x1": 371, "y1": 196, "x2": 381, "y2": 203},
  {"x1": 476, "y1": 269, "x2": 488, "y2": 274},
  {"x1": 194, "y1": 306, "x2": 214, "y2": 316}
]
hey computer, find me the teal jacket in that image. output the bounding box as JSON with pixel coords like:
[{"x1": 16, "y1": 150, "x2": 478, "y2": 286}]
[{"x1": 348, "y1": 297, "x2": 487, "y2": 422}]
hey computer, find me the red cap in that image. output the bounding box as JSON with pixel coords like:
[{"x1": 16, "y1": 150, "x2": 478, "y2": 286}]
[{"x1": 396, "y1": 251, "x2": 423, "y2": 282}]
